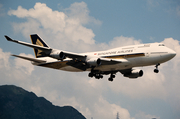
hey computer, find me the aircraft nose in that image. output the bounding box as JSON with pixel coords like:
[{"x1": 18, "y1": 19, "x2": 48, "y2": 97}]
[{"x1": 169, "y1": 49, "x2": 176, "y2": 58}]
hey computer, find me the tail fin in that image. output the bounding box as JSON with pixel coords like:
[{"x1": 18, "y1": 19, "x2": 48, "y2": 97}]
[{"x1": 30, "y1": 34, "x2": 49, "y2": 58}]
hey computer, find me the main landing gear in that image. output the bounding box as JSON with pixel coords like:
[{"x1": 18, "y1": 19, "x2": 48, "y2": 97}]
[
  {"x1": 88, "y1": 72, "x2": 103, "y2": 79},
  {"x1": 154, "y1": 63, "x2": 160, "y2": 73},
  {"x1": 108, "y1": 73, "x2": 115, "y2": 82},
  {"x1": 88, "y1": 71, "x2": 116, "y2": 82}
]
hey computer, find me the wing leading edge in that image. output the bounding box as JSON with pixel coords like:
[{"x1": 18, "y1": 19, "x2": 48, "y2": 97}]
[{"x1": 5, "y1": 35, "x2": 51, "y2": 51}]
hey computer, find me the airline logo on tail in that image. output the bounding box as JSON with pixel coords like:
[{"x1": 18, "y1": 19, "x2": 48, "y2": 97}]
[
  {"x1": 36, "y1": 39, "x2": 44, "y2": 57},
  {"x1": 30, "y1": 34, "x2": 49, "y2": 58}
]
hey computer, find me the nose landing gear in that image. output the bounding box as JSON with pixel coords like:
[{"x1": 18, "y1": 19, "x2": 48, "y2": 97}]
[{"x1": 154, "y1": 63, "x2": 160, "y2": 73}]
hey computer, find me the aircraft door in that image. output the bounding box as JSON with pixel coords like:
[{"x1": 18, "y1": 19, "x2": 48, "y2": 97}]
[{"x1": 145, "y1": 52, "x2": 149, "y2": 57}]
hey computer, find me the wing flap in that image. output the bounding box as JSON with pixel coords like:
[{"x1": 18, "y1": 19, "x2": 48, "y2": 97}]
[
  {"x1": 12, "y1": 54, "x2": 46, "y2": 63},
  {"x1": 66, "y1": 60, "x2": 88, "y2": 71}
]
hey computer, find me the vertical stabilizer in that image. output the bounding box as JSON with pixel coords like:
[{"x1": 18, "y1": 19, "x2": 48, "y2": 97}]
[{"x1": 30, "y1": 34, "x2": 49, "y2": 58}]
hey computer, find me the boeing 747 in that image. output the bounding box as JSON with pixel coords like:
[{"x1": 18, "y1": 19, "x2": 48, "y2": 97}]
[{"x1": 5, "y1": 35, "x2": 176, "y2": 81}]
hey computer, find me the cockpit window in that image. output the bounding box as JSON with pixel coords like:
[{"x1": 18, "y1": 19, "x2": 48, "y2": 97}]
[{"x1": 159, "y1": 44, "x2": 165, "y2": 46}]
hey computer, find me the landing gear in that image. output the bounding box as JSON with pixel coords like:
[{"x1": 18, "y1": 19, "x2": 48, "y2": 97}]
[
  {"x1": 95, "y1": 74, "x2": 103, "y2": 79},
  {"x1": 88, "y1": 72, "x2": 94, "y2": 77},
  {"x1": 88, "y1": 68, "x2": 116, "y2": 81},
  {"x1": 88, "y1": 72, "x2": 103, "y2": 79},
  {"x1": 154, "y1": 69, "x2": 159, "y2": 73},
  {"x1": 154, "y1": 63, "x2": 160, "y2": 73},
  {"x1": 108, "y1": 78, "x2": 113, "y2": 81},
  {"x1": 108, "y1": 74, "x2": 115, "y2": 82}
]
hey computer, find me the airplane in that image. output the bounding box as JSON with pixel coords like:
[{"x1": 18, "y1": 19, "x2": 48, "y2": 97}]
[{"x1": 5, "y1": 34, "x2": 176, "y2": 81}]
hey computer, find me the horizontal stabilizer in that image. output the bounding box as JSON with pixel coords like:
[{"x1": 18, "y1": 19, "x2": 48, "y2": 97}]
[{"x1": 12, "y1": 54, "x2": 46, "y2": 63}]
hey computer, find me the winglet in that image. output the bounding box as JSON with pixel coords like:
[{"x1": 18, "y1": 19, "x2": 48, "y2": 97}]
[
  {"x1": 4, "y1": 35, "x2": 18, "y2": 42},
  {"x1": 5, "y1": 35, "x2": 12, "y2": 41}
]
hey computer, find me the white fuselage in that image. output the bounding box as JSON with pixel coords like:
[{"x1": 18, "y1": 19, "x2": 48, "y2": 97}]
[
  {"x1": 52, "y1": 43, "x2": 176, "y2": 72},
  {"x1": 6, "y1": 34, "x2": 176, "y2": 79}
]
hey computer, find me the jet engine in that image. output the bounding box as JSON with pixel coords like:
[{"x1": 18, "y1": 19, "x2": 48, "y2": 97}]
[
  {"x1": 124, "y1": 69, "x2": 143, "y2": 78},
  {"x1": 50, "y1": 51, "x2": 65, "y2": 60},
  {"x1": 59, "y1": 51, "x2": 65, "y2": 59},
  {"x1": 87, "y1": 58, "x2": 101, "y2": 66}
]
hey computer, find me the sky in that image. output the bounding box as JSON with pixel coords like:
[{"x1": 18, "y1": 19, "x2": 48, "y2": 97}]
[{"x1": 0, "y1": 0, "x2": 180, "y2": 119}]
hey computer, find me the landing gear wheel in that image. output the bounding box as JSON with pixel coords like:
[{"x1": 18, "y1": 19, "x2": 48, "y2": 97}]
[
  {"x1": 94, "y1": 74, "x2": 103, "y2": 79},
  {"x1": 95, "y1": 74, "x2": 99, "y2": 79},
  {"x1": 108, "y1": 78, "x2": 113, "y2": 82},
  {"x1": 108, "y1": 74, "x2": 115, "y2": 81},
  {"x1": 88, "y1": 73, "x2": 94, "y2": 78},
  {"x1": 154, "y1": 69, "x2": 159, "y2": 73},
  {"x1": 111, "y1": 74, "x2": 115, "y2": 78}
]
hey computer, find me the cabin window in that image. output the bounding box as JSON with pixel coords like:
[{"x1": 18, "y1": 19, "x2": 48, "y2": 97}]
[
  {"x1": 138, "y1": 44, "x2": 150, "y2": 48},
  {"x1": 122, "y1": 47, "x2": 134, "y2": 49},
  {"x1": 159, "y1": 44, "x2": 165, "y2": 46}
]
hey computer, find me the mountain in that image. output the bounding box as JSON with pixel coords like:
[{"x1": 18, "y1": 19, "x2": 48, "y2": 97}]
[{"x1": 0, "y1": 85, "x2": 86, "y2": 119}]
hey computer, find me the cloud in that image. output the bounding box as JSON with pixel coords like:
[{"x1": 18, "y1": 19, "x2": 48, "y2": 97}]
[
  {"x1": 0, "y1": 4, "x2": 5, "y2": 17},
  {"x1": 4, "y1": 2, "x2": 180, "y2": 119},
  {"x1": 64, "y1": 2, "x2": 101, "y2": 25},
  {"x1": 108, "y1": 68, "x2": 167, "y2": 99},
  {"x1": 0, "y1": 48, "x2": 10, "y2": 69},
  {"x1": 14, "y1": 53, "x2": 34, "y2": 75},
  {"x1": 147, "y1": 0, "x2": 159, "y2": 8},
  {"x1": 109, "y1": 36, "x2": 141, "y2": 47},
  {"x1": 146, "y1": 0, "x2": 160, "y2": 11},
  {"x1": 8, "y1": 2, "x2": 102, "y2": 53},
  {"x1": 0, "y1": 48, "x2": 34, "y2": 83},
  {"x1": 176, "y1": 5, "x2": 180, "y2": 17},
  {"x1": 95, "y1": 36, "x2": 141, "y2": 51},
  {"x1": 135, "y1": 111, "x2": 160, "y2": 119},
  {"x1": 162, "y1": 38, "x2": 180, "y2": 112},
  {"x1": 162, "y1": 38, "x2": 180, "y2": 71}
]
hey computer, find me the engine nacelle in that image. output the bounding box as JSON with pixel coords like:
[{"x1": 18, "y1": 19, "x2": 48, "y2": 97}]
[
  {"x1": 59, "y1": 52, "x2": 65, "y2": 59},
  {"x1": 124, "y1": 69, "x2": 143, "y2": 78},
  {"x1": 87, "y1": 58, "x2": 101, "y2": 66},
  {"x1": 50, "y1": 51, "x2": 65, "y2": 60}
]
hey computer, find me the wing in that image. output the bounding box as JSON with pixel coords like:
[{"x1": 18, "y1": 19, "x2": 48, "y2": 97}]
[
  {"x1": 59, "y1": 51, "x2": 85, "y2": 60},
  {"x1": 67, "y1": 57, "x2": 128, "y2": 71},
  {"x1": 59, "y1": 50, "x2": 130, "y2": 70},
  {"x1": 5, "y1": 36, "x2": 51, "y2": 51},
  {"x1": 5, "y1": 35, "x2": 129, "y2": 71},
  {"x1": 66, "y1": 60, "x2": 88, "y2": 71}
]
